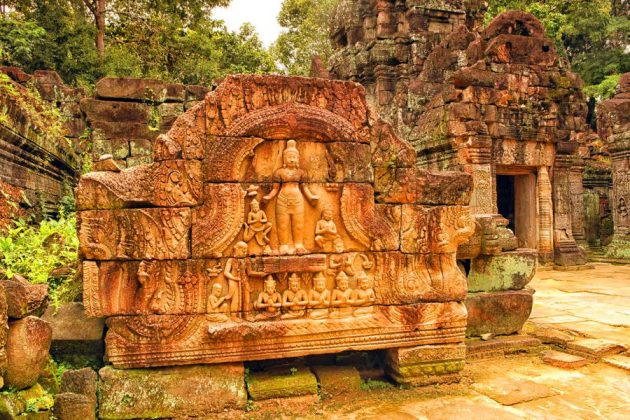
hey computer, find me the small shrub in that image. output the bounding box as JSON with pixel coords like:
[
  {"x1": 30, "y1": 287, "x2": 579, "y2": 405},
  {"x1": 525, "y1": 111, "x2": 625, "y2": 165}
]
[{"x1": 0, "y1": 210, "x2": 79, "y2": 308}]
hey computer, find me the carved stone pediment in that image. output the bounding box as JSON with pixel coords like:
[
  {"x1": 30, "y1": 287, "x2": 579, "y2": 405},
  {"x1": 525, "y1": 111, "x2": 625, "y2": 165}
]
[{"x1": 77, "y1": 75, "x2": 474, "y2": 368}]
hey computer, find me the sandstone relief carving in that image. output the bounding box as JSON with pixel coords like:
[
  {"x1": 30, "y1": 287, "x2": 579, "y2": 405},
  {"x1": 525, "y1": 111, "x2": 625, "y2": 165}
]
[{"x1": 77, "y1": 75, "x2": 474, "y2": 368}]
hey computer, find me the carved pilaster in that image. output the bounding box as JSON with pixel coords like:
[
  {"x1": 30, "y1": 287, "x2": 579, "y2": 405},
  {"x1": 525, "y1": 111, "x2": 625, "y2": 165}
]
[{"x1": 537, "y1": 166, "x2": 553, "y2": 261}]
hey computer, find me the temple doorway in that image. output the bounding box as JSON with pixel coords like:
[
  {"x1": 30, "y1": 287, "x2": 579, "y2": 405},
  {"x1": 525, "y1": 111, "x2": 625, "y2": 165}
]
[{"x1": 496, "y1": 169, "x2": 538, "y2": 249}]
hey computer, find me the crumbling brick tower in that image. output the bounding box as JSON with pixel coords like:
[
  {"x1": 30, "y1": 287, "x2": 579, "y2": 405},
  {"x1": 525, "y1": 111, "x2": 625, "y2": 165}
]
[
  {"x1": 330, "y1": 1, "x2": 594, "y2": 337},
  {"x1": 330, "y1": 1, "x2": 590, "y2": 269}
]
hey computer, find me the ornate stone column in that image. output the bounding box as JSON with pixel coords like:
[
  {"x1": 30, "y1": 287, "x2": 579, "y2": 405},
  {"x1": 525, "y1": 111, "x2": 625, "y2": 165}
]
[
  {"x1": 552, "y1": 151, "x2": 587, "y2": 266},
  {"x1": 537, "y1": 166, "x2": 554, "y2": 262},
  {"x1": 570, "y1": 159, "x2": 587, "y2": 245},
  {"x1": 597, "y1": 72, "x2": 630, "y2": 259}
]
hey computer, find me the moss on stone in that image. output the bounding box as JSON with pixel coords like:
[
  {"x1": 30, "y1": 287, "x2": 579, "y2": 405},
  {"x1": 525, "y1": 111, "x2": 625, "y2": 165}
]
[{"x1": 247, "y1": 367, "x2": 318, "y2": 401}]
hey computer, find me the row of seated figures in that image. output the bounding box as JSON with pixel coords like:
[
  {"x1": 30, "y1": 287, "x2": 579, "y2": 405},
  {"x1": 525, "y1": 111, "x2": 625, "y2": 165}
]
[{"x1": 207, "y1": 270, "x2": 375, "y2": 323}]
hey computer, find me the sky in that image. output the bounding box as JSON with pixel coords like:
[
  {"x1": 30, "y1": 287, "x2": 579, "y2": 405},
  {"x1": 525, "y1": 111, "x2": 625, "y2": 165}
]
[{"x1": 213, "y1": 0, "x2": 285, "y2": 48}]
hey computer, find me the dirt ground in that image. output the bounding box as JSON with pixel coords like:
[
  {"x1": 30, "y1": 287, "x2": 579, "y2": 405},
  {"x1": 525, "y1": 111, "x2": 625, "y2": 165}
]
[{"x1": 219, "y1": 263, "x2": 630, "y2": 419}]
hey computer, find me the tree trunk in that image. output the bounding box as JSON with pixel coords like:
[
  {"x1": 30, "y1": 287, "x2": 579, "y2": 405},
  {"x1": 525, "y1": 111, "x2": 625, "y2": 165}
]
[{"x1": 95, "y1": 0, "x2": 106, "y2": 56}]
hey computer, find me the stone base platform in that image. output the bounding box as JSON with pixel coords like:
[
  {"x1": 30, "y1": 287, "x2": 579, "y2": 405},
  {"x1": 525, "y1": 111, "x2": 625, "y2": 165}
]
[
  {"x1": 385, "y1": 343, "x2": 466, "y2": 386},
  {"x1": 465, "y1": 289, "x2": 534, "y2": 337},
  {"x1": 105, "y1": 302, "x2": 467, "y2": 368}
]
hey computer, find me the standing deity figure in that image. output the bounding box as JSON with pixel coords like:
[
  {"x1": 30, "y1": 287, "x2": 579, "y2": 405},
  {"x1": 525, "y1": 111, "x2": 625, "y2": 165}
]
[
  {"x1": 619, "y1": 197, "x2": 629, "y2": 227},
  {"x1": 330, "y1": 271, "x2": 354, "y2": 319},
  {"x1": 352, "y1": 271, "x2": 375, "y2": 316},
  {"x1": 206, "y1": 283, "x2": 229, "y2": 322},
  {"x1": 254, "y1": 275, "x2": 282, "y2": 320},
  {"x1": 263, "y1": 140, "x2": 318, "y2": 255},
  {"x1": 223, "y1": 242, "x2": 248, "y2": 320},
  {"x1": 281, "y1": 273, "x2": 309, "y2": 319},
  {"x1": 243, "y1": 198, "x2": 273, "y2": 253},
  {"x1": 134, "y1": 261, "x2": 155, "y2": 313},
  {"x1": 315, "y1": 204, "x2": 339, "y2": 250},
  {"x1": 307, "y1": 272, "x2": 331, "y2": 319}
]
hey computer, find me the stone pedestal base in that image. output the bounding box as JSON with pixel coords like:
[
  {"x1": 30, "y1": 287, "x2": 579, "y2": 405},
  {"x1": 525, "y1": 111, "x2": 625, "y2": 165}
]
[
  {"x1": 465, "y1": 289, "x2": 534, "y2": 337},
  {"x1": 468, "y1": 249, "x2": 537, "y2": 292},
  {"x1": 554, "y1": 240, "x2": 587, "y2": 266},
  {"x1": 385, "y1": 343, "x2": 465, "y2": 386},
  {"x1": 98, "y1": 364, "x2": 246, "y2": 419}
]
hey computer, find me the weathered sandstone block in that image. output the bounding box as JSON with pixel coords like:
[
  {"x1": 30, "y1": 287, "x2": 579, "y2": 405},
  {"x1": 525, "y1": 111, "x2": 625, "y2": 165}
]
[
  {"x1": 311, "y1": 365, "x2": 362, "y2": 396},
  {"x1": 385, "y1": 343, "x2": 466, "y2": 386},
  {"x1": 78, "y1": 208, "x2": 191, "y2": 260},
  {"x1": 95, "y1": 77, "x2": 185, "y2": 102},
  {"x1": 77, "y1": 160, "x2": 202, "y2": 210},
  {"x1": 60, "y1": 368, "x2": 98, "y2": 406},
  {"x1": 98, "y1": 364, "x2": 247, "y2": 418},
  {"x1": 465, "y1": 289, "x2": 534, "y2": 337},
  {"x1": 5, "y1": 316, "x2": 53, "y2": 389},
  {"x1": 77, "y1": 75, "x2": 475, "y2": 370},
  {"x1": 53, "y1": 393, "x2": 95, "y2": 420},
  {"x1": 42, "y1": 303, "x2": 104, "y2": 361},
  {"x1": 247, "y1": 367, "x2": 318, "y2": 400}
]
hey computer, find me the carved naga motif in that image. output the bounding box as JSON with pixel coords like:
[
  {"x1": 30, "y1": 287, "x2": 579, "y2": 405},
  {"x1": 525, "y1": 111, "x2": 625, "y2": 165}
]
[{"x1": 76, "y1": 75, "x2": 474, "y2": 368}]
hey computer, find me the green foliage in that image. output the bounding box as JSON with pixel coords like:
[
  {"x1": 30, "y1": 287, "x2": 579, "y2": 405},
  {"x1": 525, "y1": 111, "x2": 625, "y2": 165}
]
[
  {"x1": 0, "y1": 211, "x2": 79, "y2": 308},
  {"x1": 360, "y1": 378, "x2": 393, "y2": 391},
  {"x1": 1, "y1": 0, "x2": 277, "y2": 86},
  {"x1": 272, "y1": 0, "x2": 339, "y2": 75},
  {"x1": 583, "y1": 73, "x2": 622, "y2": 100}
]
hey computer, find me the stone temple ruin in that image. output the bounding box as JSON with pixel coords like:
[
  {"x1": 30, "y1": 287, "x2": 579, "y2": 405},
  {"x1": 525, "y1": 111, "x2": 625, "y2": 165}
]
[
  {"x1": 1, "y1": 1, "x2": 630, "y2": 418},
  {"x1": 77, "y1": 74, "x2": 476, "y2": 385}
]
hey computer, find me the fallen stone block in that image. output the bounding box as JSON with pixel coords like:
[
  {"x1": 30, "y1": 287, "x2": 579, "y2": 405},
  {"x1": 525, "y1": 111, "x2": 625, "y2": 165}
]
[
  {"x1": 468, "y1": 249, "x2": 537, "y2": 292},
  {"x1": 54, "y1": 393, "x2": 95, "y2": 420},
  {"x1": 41, "y1": 303, "x2": 104, "y2": 364},
  {"x1": 527, "y1": 325, "x2": 577, "y2": 346},
  {"x1": 0, "y1": 383, "x2": 54, "y2": 418},
  {"x1": 247, "y1": 367, "x2": 318, "y2": 401},
  {"x1": 542, "y1": 350, "x2": 588, "y2": 369},
  {"x1": 602, "y1": 355, "x2": 630, "y2": 372},
  {"x1": 566, "y1": 338, "x2": 627, "y2": 360},
  {"x1": 473, "y1": 378, "x2": 556, "y2": 406},
  {"x1": 311, "y1": 365, "x2": 362, "y2": 396},
  {"x1": 465, "y1": 289, "x2": 534, "y2": 337},
  {"x1": 60, "y1": 368, "x2": 98, "y2": 406},
  {"x1": 466, "y1": 335, "x2": 542, "y2": 360},
  {"x1": 5, "y1": 316, "x2": 52, "y2": 389},
  {"x1": 3, "y1": 279, "x2": 29, "y2": 318},
  {"x1": 80, "y1": 98, "x2": 150, "y2": 122},
  {"x1": 385, "y1": 343, "x2": 465, "y2": 386},
  {"x1": 98, "y1": 364, "x2": 246, "y2": 419}
]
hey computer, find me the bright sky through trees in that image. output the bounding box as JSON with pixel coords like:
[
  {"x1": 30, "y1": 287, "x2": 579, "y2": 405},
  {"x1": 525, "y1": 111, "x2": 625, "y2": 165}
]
[{"x1": 213, "y1": 0, "x2": 284, "y2": 47}]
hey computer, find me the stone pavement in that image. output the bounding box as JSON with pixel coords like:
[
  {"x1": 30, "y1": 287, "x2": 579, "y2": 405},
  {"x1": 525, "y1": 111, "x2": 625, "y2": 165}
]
[{"x1": 529, "y1": 263, "x2": 630, "y2": 347}]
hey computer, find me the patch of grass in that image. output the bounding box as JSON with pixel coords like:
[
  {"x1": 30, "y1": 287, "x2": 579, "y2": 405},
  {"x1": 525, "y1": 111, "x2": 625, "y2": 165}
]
[{"x1": 360, "y1": 378, "x2": 394, "y2": 391}]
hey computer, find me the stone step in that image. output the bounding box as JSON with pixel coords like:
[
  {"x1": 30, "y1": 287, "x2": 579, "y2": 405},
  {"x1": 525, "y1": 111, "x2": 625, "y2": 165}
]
[
  {"x1": 466, "y1": 335, "x2": 543, "y2": 360},
  {"x1": 602, "y1": 355, "x2": 630, "y2": 372},
  {"x1": 542, "y1": 350, "x2": 588, "y2": 369},
  {"x1": 565, "y1": 338, "x2": 627, "y2": 360}
]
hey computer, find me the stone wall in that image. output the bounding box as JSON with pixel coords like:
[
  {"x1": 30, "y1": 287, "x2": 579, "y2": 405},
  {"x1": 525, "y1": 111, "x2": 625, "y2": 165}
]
[
  {"x1": 82, "y1": 78, "x2": 209, "y2": 169},
  {"x1": 0, "y1": 68, "x2": 82, "y2": 222},
  {"x1": 597, "y1": 72, "x2": 630, "y2": 259}
]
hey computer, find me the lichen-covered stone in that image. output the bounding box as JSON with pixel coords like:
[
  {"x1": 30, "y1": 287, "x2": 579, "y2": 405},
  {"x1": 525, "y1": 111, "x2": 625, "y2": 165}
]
[
  {"x1": 311, "y1": 365, "x2": 362, "y2": 396},
  {"x1": 60, "y1": 368, "x2": 98, "y2": 407},
  {"x1": 468, "y1": 249, "x2": 537, "y2": 292},
  {"x1": 98, "y1": 364, "x2": 246, "y2": 419},
  {"x1": 54, "y1": 393, "x2": 95, "y2": 420},
  {"x1": 247, "y1": 367, "x2": 318, "y2": 401}
]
